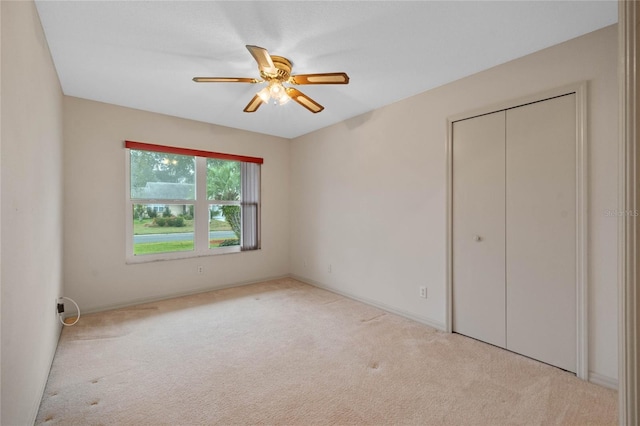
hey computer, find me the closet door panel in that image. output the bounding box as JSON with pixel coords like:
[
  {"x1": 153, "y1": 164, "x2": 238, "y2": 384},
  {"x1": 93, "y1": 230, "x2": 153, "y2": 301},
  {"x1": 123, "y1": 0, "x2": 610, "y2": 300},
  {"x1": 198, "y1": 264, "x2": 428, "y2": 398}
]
[
  {"x1": 452, "y1": 111, "x2": 506, "y2": 348},
  {"x1": 505, "y1": 94, "x2": 576, "y2": 372}
]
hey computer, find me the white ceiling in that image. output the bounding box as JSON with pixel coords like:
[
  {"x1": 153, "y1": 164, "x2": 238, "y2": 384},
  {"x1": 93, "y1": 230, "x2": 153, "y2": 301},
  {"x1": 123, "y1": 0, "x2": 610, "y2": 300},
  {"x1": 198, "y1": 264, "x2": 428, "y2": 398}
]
[{"x1": 34, "y1": 1, "x2": 617, "y2": 139}]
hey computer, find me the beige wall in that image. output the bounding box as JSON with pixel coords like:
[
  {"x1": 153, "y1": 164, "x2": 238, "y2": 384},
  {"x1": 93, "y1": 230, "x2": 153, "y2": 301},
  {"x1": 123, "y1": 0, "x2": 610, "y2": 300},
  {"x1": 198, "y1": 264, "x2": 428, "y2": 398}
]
[
  {"x1": 0, "y1": 8, "x2": 618, "y2": 422},
  {"x1": 63, "y1": 97, "x2": 290, "y2": 313},
  {"x1": 1, "y1": 1, "x2": 64, "y2": 424},
  {"x1": 290, "y1": 25, "x2": 619, "y2": 383},
  {"x1": 1, "y1": 0, "x2": 3, "y2": 418}
]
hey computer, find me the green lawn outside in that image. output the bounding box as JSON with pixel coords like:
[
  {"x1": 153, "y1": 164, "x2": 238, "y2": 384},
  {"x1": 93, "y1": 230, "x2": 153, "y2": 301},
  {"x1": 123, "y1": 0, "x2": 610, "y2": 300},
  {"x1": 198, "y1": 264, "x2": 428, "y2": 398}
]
[
  {"x1": 209, "y1": 238, "x2": 239, "y2": 249},
  {"x1": 134, "y1": 238, "x2": 239, "y2": 255},
  {"x1": 133, "y1": 218, "x2": 238, "y2": 255},
  {"x1": 134, "y1": 241, "x2": 194, "y2": 255}
]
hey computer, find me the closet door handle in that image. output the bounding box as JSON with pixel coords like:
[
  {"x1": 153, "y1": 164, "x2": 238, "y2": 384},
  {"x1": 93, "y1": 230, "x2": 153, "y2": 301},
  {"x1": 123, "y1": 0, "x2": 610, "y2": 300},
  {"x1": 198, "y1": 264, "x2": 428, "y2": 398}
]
[{"x1": 473, "y1": 235, "x2": 482, "y2": 242}]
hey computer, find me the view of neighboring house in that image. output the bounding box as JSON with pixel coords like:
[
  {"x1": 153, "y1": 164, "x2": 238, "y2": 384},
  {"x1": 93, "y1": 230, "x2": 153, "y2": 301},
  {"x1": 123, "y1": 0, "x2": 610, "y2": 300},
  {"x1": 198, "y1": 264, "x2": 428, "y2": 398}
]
[{"x1": 133, "y1": 182, "x2": 195, "y2": 217}]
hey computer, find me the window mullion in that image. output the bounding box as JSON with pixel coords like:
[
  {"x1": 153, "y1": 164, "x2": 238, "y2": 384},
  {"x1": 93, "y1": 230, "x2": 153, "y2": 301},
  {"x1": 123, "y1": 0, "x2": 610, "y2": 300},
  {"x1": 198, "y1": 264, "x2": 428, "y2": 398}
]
[
  {"x1": 195, "y1": 157, "x2": 209, "y2": 253},
  {"x1": 125, "y1": 149, "x2": 134, "y2": 259}
]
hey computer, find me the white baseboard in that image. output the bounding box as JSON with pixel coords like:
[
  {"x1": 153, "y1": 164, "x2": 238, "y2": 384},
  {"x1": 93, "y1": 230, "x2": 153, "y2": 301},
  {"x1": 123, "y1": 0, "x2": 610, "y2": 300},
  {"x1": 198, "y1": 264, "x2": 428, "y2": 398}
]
[
  {"x1": 290, "y1": 274, "x2": 446, "y2": 331},
  {"x1": 588, "y1": 371, "x2": 618, "y2": 390},
  {"x1": 30, "y1": 321, "x2": 63, "y2": 425},
  {"x1": 79, "y1": 274, "x2": 291, "y2": 316},
  {"x1": 290, "y1": 275, "x2": 623, "y2": 391},
  {"x1": 67, "y1": 274, "x2": 620, "y2": 395}
]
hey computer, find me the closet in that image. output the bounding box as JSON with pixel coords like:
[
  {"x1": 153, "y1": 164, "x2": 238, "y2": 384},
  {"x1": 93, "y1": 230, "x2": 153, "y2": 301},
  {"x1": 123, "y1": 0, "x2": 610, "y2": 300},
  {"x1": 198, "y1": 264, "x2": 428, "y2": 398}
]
[{"x1": 452, "y1": 93, "x2": 577, "y2": 373}]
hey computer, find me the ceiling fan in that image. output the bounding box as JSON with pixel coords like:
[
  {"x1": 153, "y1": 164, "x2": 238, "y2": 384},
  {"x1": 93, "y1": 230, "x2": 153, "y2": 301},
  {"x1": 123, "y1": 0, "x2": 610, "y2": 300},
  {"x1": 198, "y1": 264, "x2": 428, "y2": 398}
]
[{"x1": 193, "y1": 45, "x2": 350, "y2": 114}]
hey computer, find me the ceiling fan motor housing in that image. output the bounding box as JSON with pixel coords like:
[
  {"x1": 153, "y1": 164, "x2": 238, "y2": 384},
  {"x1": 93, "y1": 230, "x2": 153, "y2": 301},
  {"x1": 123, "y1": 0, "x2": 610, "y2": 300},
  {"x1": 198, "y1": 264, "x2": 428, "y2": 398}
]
[{"x1": 261, "y1": 56, "x2": 292, "y2": 82}]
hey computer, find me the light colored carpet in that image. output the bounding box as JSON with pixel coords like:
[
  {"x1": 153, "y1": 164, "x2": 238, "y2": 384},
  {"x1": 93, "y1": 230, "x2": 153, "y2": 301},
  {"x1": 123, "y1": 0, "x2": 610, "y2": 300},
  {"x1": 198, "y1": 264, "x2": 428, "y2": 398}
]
[{"x1": 37, "y1": 278, "x2": 617, "y2": 425}]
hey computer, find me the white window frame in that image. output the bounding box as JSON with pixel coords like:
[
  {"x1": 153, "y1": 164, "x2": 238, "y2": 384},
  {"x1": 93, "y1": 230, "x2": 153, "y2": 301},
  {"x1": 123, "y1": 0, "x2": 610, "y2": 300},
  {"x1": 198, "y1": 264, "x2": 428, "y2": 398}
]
[{"x1": 125, "y1": 144, "x2": 260, "y2": 264}]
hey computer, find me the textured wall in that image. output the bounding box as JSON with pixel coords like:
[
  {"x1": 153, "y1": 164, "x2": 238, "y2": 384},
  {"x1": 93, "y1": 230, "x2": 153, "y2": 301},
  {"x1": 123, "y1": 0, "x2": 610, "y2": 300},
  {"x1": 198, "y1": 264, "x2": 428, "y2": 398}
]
[
  {"x1": 63, "y1": 97, "x2": 291, "y2": 313},
  {"x1": 290, "y1": 26, "x2": 619, "y2": 383},
  {"x1": 1, "y1": 1, "x2": 64, "y2": 424}
]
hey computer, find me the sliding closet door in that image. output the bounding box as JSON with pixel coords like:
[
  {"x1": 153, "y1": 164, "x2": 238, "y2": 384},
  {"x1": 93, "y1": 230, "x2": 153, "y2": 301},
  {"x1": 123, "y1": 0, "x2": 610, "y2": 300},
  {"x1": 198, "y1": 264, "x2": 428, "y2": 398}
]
[
  {"x1": 505, "y1": 94, "x2": 576, "y2": 372},
  {"x1": 452, "y1": 111, "x2": 506, "y2": 348}
]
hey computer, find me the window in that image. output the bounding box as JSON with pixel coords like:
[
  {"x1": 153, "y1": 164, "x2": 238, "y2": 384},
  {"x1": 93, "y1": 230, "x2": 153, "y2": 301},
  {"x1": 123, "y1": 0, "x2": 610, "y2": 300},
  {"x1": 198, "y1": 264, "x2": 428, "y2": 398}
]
[{"x1": 125, "y1": 141, "x2": 262, "y2": 262}]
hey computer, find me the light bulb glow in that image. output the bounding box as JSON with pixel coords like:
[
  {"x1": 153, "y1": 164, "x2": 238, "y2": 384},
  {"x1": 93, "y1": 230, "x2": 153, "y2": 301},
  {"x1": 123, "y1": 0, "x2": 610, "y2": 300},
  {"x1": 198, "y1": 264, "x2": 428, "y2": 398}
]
[
  {"x1": 255, "y1": 81, "x2": 290, "y2": 106},
  {"x1": 258, "y1": 87, "x2": 270, "y2": 102},
  {"x1": 278, "y1": 93, "x2": 291, "y2": 105},
  {"x1": 269, "y1": 83, "x2": 283, "y2": 97}
]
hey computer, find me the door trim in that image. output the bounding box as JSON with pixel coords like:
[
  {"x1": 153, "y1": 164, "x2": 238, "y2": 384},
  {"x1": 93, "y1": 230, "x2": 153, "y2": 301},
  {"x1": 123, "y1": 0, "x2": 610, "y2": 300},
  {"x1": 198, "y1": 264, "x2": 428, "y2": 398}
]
[
  {"x1": 445, "y1": 82, "x2": 588, "y2": 380},
  {"x1": 618, "y1": 0, "x2": 638, "y2": 423}
]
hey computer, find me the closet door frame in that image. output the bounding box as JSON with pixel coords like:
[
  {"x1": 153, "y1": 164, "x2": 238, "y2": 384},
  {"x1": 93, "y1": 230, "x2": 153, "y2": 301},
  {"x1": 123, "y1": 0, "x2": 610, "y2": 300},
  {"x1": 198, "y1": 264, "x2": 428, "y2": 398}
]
[{"x1": 445, "y1": 82, "x2": 588, "y2": 380}]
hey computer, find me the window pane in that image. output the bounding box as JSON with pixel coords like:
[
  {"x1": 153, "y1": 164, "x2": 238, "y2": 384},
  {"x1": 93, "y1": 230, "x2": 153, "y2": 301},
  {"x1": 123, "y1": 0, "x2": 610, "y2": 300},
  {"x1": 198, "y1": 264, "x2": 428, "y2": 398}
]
[
  {"x1": 240, "y1": 162, "x2": 261, "y2": 251},
  {"x1": 209, "y1": 204, "x2": 240, "y2": 248},
  {"x1": 207, "y1": 159, "x2": 241, "y2": 201},
  {"x1": 133, "y1": 204, "x2": 194, "y2": 255},
  {"x1": 131, "y1": 150, "x2": 195, "y2": 199}
]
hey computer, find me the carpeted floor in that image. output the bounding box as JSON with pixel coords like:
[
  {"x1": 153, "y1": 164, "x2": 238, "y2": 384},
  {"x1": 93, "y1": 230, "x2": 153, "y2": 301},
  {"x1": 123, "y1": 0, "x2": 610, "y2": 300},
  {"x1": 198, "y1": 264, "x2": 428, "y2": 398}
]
[{"x1": 37, "y1": 278, "x2": 617, "y2": 425}]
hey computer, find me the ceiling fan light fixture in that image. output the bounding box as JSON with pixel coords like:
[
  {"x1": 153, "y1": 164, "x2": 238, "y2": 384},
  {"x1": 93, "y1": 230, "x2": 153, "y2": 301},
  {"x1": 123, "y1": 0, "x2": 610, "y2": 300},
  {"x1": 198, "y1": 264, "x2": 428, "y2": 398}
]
[
  {"x1": 258, "y1": 87, "x2": 271, "y2": 103},
  {"x1": 257, "y1": 81, "x2": 291, "y2": 106},
  {"x1": 278, "y1": 92, "x2": 291, "y2": 105},
  {"x1": 269, "y1": 81, "x2": 285, "y2": 98}
]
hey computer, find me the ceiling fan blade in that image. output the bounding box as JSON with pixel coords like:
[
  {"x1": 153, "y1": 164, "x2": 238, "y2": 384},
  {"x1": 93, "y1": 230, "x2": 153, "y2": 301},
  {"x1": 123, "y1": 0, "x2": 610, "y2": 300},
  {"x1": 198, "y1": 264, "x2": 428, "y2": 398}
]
[
  {"x1": 193, "y1": 77, "x2": 258, "y2": 83},
  {"x1": 285, "y1": 88, "x2": 324, "y2": 113},
  {"x1": 289, "y1": 73, "x2": 350, "y2": 85},
  {"x1": 246, "y1": 45, "x2": 277, "y2": 75},
  {"x1": 243, "y1": 94, "x2": 264, "y2": 113}
]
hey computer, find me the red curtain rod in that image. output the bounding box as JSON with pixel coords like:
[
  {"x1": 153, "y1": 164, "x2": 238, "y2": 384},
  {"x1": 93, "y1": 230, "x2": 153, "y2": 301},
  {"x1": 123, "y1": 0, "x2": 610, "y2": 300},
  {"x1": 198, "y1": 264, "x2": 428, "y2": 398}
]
[{"x1": 125, "y1": 140, "x2": 264, "y2": 164}]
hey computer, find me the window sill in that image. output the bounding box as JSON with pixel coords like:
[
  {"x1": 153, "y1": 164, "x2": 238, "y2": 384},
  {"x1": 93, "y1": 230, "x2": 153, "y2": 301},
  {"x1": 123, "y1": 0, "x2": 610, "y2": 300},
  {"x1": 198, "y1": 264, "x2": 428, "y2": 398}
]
[{"x1": 125, "y1": 246, "x2": 249, "y2": 264}]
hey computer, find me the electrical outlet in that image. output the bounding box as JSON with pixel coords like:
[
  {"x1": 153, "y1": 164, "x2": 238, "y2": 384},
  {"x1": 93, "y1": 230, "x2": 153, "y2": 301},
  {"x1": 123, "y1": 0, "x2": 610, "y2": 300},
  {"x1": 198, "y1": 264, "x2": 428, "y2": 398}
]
[
  {"x1": 328, "y1": 264, "x2": 332, "y2": 273},
  {"x1": 419, "y1": 286, "x2": 427, "y2": 299},
  {"x1": 303, "y1": 258, "x2": 308, "y2": 267},
  {"x1": 197, "y1": 265, "x2": 204, "y2": 274}
]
